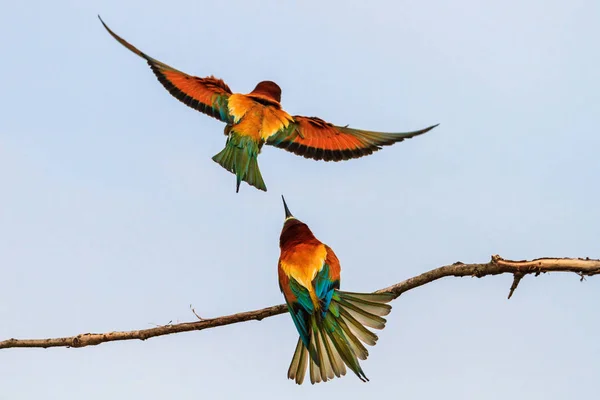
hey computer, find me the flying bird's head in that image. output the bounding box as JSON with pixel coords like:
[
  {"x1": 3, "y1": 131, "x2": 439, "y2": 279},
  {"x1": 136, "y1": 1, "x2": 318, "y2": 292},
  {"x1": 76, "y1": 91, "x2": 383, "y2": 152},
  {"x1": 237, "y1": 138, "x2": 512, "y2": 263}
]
[
  {"x1": 250, "y1": 80, "x2": 282, "y2": 103},
  {"x1": 279, "y1": 196, "x2": 318, "y2": 249}
]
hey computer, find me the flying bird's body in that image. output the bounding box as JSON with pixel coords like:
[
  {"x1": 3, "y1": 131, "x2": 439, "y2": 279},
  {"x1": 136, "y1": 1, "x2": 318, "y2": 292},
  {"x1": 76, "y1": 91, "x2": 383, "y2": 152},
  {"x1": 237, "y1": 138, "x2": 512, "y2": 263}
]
[
  {"x1": 278, "y1": 197, "x2": 393, "y2": 384},
  {"x1": 212, "y1": 86, "x2": 294, "y2": 192},
  {"x1": 99, "y1": 16, "x2": 438, "y2": 192}
]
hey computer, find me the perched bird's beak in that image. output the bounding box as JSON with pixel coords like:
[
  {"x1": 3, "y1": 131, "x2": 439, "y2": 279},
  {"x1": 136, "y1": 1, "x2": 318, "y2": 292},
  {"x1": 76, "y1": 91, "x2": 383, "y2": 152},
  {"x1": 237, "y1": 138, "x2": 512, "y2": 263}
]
[{"x1": 281, "y1": 195, "x2": 294, "y2": 219}]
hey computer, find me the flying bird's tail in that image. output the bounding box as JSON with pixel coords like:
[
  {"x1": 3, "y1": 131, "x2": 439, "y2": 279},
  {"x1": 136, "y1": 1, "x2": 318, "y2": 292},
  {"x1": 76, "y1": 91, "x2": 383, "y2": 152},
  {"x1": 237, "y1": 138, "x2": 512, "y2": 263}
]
[
  {"x1": 212, "y1": 134, "x2": 266, "y2": 192},
  {"x1": 287, "y1": 290, "x2": 394, "y2": 384}
]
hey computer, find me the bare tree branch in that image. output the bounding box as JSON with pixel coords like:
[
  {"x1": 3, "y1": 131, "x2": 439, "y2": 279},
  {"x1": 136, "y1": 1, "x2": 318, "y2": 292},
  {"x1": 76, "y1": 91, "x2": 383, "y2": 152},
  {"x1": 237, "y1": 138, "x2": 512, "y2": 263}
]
[{"x1": 2, "y1": 255, "x2": 598, "y2": 350}]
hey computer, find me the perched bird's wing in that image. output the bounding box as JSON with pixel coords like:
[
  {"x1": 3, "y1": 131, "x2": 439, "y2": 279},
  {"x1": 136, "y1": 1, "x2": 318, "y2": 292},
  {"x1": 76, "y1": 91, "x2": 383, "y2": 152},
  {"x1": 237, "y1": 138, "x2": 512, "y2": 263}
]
[
  {"x1": 98, "y1": 16, "x2": 232, "y2": 123},
  {"x1": 314, "y1": 247, "x2": 341, "y2": 313},
  {"x1": 267, "y1": 115, "x2": 438, "y2": 161},
  {"x1": 278, "y1": 246, "x2": 339, "y2": 347}
]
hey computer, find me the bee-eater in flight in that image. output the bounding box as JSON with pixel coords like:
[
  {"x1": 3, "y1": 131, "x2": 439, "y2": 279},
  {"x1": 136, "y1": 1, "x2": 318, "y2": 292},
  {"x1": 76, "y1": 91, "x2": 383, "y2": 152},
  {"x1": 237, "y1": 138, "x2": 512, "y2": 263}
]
[
  {"x1": 278, "y1": 196, "x2": 394, "y2": 384},
  {"x1": 99, "y1": 16, "x2": 438, "y2": 193}
]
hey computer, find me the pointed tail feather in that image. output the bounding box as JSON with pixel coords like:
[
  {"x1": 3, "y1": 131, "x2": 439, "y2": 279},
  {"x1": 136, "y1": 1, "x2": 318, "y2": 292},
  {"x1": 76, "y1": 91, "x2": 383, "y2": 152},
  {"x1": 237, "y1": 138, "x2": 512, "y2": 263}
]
[
  {"x1": 286, "y1": 290, "x2": 393, "y2": 384},
  {"x1": 288, "y1": 338, "x2": 308, "y2": 384},
  {"x1": 290, "y1": 315, "x2": 335, "y2": 385},
  {"x1": 211, "y1": 134, "x2": 266, "y2": 192}
]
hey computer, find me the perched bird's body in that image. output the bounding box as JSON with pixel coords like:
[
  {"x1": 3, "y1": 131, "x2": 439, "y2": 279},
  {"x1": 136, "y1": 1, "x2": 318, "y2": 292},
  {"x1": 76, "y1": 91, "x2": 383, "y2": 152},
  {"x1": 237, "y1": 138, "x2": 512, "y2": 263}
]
[
  {"x1": 99, "y1": 16, "x2": 438, "y2": 192},
  {"x1": 278, "y1": 197, "x2": 393, "y2": 384}
]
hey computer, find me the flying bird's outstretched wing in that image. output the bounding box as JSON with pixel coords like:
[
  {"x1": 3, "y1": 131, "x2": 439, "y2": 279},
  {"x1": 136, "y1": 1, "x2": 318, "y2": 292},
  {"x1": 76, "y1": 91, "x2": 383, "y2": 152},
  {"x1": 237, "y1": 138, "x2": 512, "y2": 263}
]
[
  {"x1": 98, "y1": 16, "x2": 232, "y2": 123},
  {"x1": 267, "y1": 116, "x2": 438, "y2": 161}
]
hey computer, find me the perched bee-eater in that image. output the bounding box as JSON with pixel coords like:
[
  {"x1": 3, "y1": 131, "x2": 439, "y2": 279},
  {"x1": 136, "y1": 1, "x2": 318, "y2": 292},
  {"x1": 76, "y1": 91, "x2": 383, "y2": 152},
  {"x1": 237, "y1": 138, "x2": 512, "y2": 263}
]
[
  {"x1": 278, "y1": 196, "x2": 394, "y2": 384},
  {"x1": 99, "y1": 17, "x2": 438, "y2": 193}
]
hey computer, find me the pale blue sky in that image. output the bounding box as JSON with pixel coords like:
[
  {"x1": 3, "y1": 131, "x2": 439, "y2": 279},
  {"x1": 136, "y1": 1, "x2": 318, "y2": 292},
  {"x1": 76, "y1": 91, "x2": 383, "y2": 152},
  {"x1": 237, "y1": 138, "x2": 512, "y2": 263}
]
[{"x1": 1, "y1": 0, "x2": 599, "y2": 398}]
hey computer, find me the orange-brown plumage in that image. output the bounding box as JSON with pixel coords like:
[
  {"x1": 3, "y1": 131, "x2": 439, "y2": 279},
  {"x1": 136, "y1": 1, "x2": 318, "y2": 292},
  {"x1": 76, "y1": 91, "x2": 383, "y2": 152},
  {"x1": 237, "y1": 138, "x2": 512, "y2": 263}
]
[
  {"x1": 269, "y1": 116, "x2": 438, "y2": 161},
  {"x1": 99, "y1": 16, "x2": 438, "y2": 192},
  {"x1": 277, "y1": 219, "x2": 341, "y2": 289},
  {"x1": 323, "y1": 245, "x2": 341, "y2": 282},
  {"x1": 99, "y1": 17, "x2": 232, "y2": 122},
  {"x1": 279, "y1": 219, "x2": 329, "y2": 307}
]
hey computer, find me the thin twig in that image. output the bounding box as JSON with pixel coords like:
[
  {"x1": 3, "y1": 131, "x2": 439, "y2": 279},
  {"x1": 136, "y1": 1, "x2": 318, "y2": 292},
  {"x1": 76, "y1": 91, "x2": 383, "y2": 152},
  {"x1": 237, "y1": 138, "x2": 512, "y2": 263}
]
[
  {"x1": 507, "y1": 273, "x2": 524, "y2": 299},
  {"x1": 1, "y1": 255, "x2": 598, "y2": 350},
  {"x1": 190, "y1": 305, "x2": 205, "y2": 321}
]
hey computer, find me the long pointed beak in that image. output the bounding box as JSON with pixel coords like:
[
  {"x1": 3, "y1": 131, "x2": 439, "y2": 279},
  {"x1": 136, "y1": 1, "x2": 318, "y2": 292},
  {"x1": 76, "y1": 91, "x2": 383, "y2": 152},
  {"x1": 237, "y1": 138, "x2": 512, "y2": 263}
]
[{"x1": 281, "y1": 195, "x2": 294, "y2": 219}]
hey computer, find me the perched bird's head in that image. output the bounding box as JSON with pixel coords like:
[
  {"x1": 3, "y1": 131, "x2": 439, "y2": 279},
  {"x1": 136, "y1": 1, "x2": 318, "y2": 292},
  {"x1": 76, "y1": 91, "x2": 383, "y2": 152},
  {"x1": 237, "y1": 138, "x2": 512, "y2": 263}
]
[
  {"x1": 250, "y1": 81, "x2": 282, "y2": 103},
  {"x1": 279, "y1": 196, "x2": 318, "y2": 249}
]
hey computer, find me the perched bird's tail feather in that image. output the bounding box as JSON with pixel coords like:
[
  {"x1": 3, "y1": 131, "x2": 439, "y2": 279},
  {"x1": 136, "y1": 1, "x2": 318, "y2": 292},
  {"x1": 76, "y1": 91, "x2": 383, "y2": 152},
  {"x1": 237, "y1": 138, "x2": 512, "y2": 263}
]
[
  {"x1": 287, "y1": 291, "x2": 394, "y2": 384},
  {"x1": 211, "y1": 134, "x2": 266, "y2": 192}
]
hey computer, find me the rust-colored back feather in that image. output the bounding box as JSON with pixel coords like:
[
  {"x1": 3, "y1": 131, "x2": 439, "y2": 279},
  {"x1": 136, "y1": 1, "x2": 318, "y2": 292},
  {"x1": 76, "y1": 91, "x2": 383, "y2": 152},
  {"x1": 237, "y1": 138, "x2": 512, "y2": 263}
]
[{"x1": 324, "y1": 245, "x2": 341, "y2": 282}]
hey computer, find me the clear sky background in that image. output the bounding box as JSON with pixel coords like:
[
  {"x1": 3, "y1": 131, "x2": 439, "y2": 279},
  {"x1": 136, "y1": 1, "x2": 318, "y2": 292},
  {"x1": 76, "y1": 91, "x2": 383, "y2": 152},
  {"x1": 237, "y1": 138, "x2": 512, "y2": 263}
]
[{"x1": 1, "y1": 0, "x2": 599, "y2": 398}]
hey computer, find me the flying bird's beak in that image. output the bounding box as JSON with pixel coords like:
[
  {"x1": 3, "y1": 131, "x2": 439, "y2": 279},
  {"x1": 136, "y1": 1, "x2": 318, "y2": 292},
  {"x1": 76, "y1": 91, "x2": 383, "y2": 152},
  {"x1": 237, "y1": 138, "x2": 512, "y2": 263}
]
[{"x1": 281, "y1": 195, "x2": 294, "y2": 219}]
